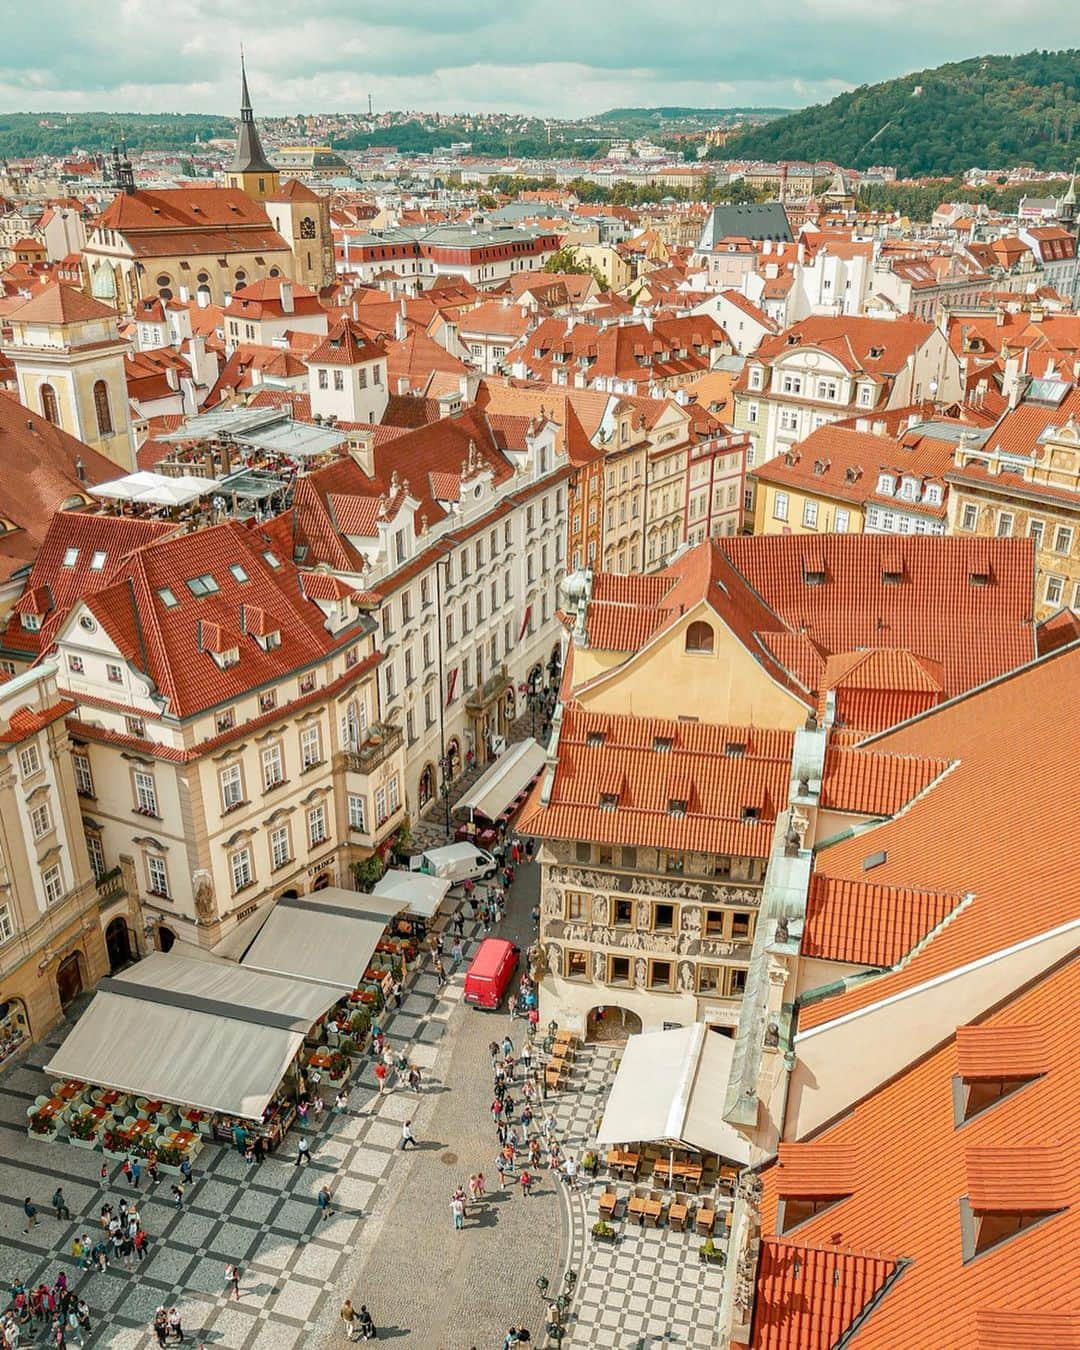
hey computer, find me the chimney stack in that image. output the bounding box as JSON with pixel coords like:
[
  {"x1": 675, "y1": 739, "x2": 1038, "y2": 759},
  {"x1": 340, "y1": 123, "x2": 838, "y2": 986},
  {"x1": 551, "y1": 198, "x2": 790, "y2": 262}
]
[{"x1": 280, "y1": 281, "x2": 294, "y2": 314}]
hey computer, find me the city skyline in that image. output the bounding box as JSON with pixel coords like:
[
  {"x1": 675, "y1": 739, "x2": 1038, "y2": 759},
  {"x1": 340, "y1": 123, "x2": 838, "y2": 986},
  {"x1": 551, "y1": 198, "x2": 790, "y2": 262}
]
[{"x1": 1, "y1": 0, "x2": 1078, "y2": 118}]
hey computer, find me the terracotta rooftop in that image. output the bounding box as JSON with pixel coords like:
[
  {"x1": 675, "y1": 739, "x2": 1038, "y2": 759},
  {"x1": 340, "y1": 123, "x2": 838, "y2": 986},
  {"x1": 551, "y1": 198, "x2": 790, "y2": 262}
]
[{"x1": 8, "y1": 282, "x2": 116, "y2": 325}]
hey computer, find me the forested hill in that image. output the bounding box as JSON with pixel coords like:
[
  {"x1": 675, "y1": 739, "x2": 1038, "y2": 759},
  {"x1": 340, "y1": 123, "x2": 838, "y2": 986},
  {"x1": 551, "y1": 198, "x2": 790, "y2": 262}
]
[{"x1": 719, "y1": 50, "x2": 1080, "y2": 176}]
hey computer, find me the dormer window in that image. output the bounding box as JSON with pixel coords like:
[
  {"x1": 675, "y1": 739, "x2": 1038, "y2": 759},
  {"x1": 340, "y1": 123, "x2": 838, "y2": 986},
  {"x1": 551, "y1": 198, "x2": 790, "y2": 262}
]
[
  {"x1": 599, "y1": 791, "x2": 618, "y2": 811},
  {"x1": 741, "y1": 806, "x2": 761, "y2": 822},
  {"x1": 748, "y1": 366, "x2": 763, "y2": 390},
  {"x1": 212, "y1": 647, "x2": 240, "y2": 670},
  {"x1": 20, "y1": 613, "x2": 41, "y2": 632},
  {"x1": 925, "y1": 484, "x2": 943, "y2": 505},
  {"x1": 254, "y1": 631, "x2": 281, "y2": 651},
  {"x1": 725, "y1": 741, "x2": 746, "y2": 758},
  {"x1": 667, "y1": 798, "x2": 688, "y2": 818},
  {"x1": 586, "y1": 731, "x2": 607, "y2": 748},
  {"x1": 216, "y1": 708, "x2": 235, "y2": 733},
  {"x1": 877, "y1": 473, "x2": 895, "y2": 496},
  {"x1": 969, "y1": 570, "x2": 990, "y2": 587},
  {"x1": 857, "y1": 384, "x2": 874, "y2": 408},
  {"x1": 868, "y1": 345, "x2": 885, "y2": 358},
  {"x1": 653, "y1": 735, "x2": 674, "y2": 753}
]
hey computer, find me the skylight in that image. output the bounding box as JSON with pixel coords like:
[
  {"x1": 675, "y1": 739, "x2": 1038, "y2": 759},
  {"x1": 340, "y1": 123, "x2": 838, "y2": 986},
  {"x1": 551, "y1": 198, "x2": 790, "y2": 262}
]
[
  {"x1": 62, "y1": 548, "x2": 79, "y2": 567},
  {"x1": 89, "y1": 551, "x2": 107, "y2": 571},
  {"x1": 229, "y1": 564, "x2": 250, "y2": 583},
  {"x1": 186, "y1": 574, "x2": 220, "y2": 597},
  {"x1": 262, "y1": 551, "x2": 281, "y2": 569},
  {"x1": 157, "y1": 588, "x2": 179, "y2": 609}
]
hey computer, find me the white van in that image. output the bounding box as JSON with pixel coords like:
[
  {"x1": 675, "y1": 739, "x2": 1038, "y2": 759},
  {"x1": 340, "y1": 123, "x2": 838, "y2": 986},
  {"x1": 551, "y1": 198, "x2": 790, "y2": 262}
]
[{"x1": 408, "y1": 842, "x2": 496, "y2": 885}]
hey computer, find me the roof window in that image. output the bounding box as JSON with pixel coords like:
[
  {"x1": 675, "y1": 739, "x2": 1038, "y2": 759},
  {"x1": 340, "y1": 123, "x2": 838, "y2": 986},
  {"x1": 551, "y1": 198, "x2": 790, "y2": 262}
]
[
  {"x1": 741, "y1": 805, "x2": 761, "y2": 822},
  {"x1": 667, "y1": 798, "x2": 688, "y2": 818},
  {"x1": 89, "y1": 551, "x2": 107, "y2": 571},
  {"x1": 62, "y1": 547, "x2": 79, "y2": 567},
  {"x1": 599, "y1": 791, "x2": 618, "y2": 811},
  {"x1": 862, "y1": 849, "x2": 887, "y2": 871},
  {"x1": 725, "y1": 741, "x2": 746, "y2": 758},
  {"x1": 229, "y1": 564, "x2": 250, "y2": 583},
  {"x1": 186, "y1": 574, "x2": 220, "y2": 597},
  {"x1": 157, "y1": 587, "x2": 179, "y2": 608},
  {"x1": 653, "y1": 735, "x2": 674, "y2": 753},
  {"x1": 969, "y1": 569, "x2": 991, "y2": 587},
  {"x1": 262, "y1": 550, "x2": 281, "y2": 569},
  {"x1": 586, "y1": 731, "x2": 607, "y2": 748}
]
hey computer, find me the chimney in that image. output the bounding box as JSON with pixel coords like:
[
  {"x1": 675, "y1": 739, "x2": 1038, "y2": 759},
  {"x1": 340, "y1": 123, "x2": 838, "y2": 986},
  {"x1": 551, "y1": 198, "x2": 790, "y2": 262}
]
[
  {"x1": 347, "y1": 431, "x2": 375, "y2": 477},
  {"x1": 75, "y1": 455, "x2": 85, "y2": 482},
  {"x1": 197, "y1": 287, "x2": 209, "y2": 309},
  {"x1": 394, "y1": 307, "x2": 407, "y2": 342},
  {"x1": 280, "y1": 281, "x2": 294, "y2": 314},
  {"x1": 871, "y1": 419, "x2": 886, "y2": 436}
]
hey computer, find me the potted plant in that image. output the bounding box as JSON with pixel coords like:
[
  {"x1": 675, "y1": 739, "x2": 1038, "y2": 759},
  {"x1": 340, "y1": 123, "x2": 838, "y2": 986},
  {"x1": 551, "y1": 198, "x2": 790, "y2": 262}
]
[
  {"x1": 591, "y1": 1219, "x2": 617, "y2": 1243},
  {"x1": 155, "y1": 1142, "x2": 190, "y2": 1176},
  {"x1": 67, "y1": 1111, "x2": 101, "y2": 1149},
  {"x1": 326, "y1": 1050, "x2": 349, "y2": 1081},
  {"x1": 699, "y1": 1238, "x2": 726, "y2": 1265},
  {"x1": 102, "y1": 1127, "x2": 132, "y2": 1159},
  {"x1": 27, "y1": 1109, "x2": 60, "y2": 1142},
  {"x1": 581, "y1": 1151, "x2": 598, "y2": 1177}
]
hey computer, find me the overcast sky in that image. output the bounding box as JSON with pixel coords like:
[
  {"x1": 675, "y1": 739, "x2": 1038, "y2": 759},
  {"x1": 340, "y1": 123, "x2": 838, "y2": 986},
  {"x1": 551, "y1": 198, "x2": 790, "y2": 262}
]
[{"x1": 2, "y1": 1, "x2": 1078, "y2": 118}]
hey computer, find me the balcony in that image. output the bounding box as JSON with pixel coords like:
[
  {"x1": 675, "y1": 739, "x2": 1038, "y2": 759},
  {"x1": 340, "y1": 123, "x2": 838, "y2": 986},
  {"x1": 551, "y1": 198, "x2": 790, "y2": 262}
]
[
  {"x1": 342, "y1": 722, "x2": 403, "y2": 775},
  {"x1": 466, "y1": 664, "x2": 510, "y2": 714}
]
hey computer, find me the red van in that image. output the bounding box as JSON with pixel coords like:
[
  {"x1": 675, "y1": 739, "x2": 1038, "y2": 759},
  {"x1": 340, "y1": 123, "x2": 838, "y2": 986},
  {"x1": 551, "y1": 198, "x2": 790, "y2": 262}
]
[{"x1": 463, "y1": 938, "x2": 520, "y2": 1010}]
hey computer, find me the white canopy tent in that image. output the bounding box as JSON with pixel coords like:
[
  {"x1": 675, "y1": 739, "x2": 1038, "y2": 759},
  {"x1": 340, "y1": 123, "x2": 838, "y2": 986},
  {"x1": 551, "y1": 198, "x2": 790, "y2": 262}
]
[
  {"x1": 239, "y1": 889, "x2": 388, "y2": 989},
  {"x1": 371, "y1": 869, "x2": 452, "y2": 920},
  {"x1": 89, "y1": 471, "x2": 220, "y2": 508},
  {"x1": 454, "y1": 737, "x2": 546, "y2": 821},
  {"x1": 596, "y1": 1023, "x2": 751, "y2": 1164},
  {"x1": 44, "y1": 951, "x2": 339, "y2": 1120}
]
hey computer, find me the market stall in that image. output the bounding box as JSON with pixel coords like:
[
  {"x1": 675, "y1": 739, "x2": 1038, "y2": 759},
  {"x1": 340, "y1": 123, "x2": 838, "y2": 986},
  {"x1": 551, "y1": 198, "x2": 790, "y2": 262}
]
[{"x1": 453, "y1": 737, "x2": 546, "y2": 847}]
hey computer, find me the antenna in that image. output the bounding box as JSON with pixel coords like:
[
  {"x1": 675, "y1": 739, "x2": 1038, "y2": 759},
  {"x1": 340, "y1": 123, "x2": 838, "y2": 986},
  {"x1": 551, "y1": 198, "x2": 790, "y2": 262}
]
[{"x1": 368, "y1": 92, "x2": 373, "y2": 118}]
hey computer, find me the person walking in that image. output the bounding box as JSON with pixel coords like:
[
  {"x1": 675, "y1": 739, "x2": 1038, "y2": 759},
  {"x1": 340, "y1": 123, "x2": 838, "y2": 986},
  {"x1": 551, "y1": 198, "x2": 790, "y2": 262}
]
[
  {"x1": 75, "y1": 1299, "x2": 91, "y2": 1336},
  {"x1": 169, "y1": 1183, "x2": 184, "y2": 1209},
  {"x1": 253, "y1": 1136, "x2": 265, "y2": 1166},
  {"x1": 224, "y1": 1263, "x2": 241, "y2": 1301},
  {"x1": 135, "y1": 1228, "x2": 149, "y2": 1263},
  {"x1": 476, "y1": 1170, "x2": 486, "y2": 1198},
  {"x1": 128, "y1": 1157, "x2": 142, "y2": 1189},
  {"x1": 340, "y1": 1299, "x2": 358, "y2": 1341},
  {"x1": 52, "y1": 1187, "x2": 72, "y2": 1221},
  {"x1": 317, "y1": 1185, "x2": 334, "y2": 1221},
  {"x1": 408, "y1": 1064, "x2": 422, "y2": 1092},
  {"x1": 502, "y1": 1034, "x2": 514, "y2": 1060},
  {"x1": 295, "y1": 1136, "x2": 311, "y2": 1167},
  {"x1": 519, "y1": 1169, "x2": 533, "y2": 1198},
  {"x1": 152, "y1": 1308, "x2": 168, "y2": 1348},
  {"x1": 335, "y1": 1088, "x2": 350, "y2": 1114},
  {"x1": 433, "y1": 955, "x2": 446, "y2": 985},
  {"x1": 179, "y1": 1156, "x2": 192, "y2": 1185},
  {"x1": 374, "y1": 1060, "x2": 388, "y2": 1094},
  {"x1": 400, "y1": 1119, "x2": 417, "y2": 1150},
  {"x1": 146, "y1": 1150, "x2": 159, "y2": 1186},
  {"x1": 450, "y1": 1194, "x2": 465, "y2": 1231},
  {"x1": 356, "y1": 1306, "x2": 376, "y2": 1341},
  {"x1": 166, "y1": 1306, "x2": 183, "y2": 1343},
  {"x1": 22, "y1": 1198, "x2": 37, "y2": 1233},
  {"x1": 71, "y1": 1236, "x2": 84, "y2": 1270}
]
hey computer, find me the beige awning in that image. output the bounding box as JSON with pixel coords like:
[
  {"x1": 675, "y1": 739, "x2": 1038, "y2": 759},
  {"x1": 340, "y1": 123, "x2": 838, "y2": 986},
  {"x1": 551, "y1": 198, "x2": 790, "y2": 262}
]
[
  {"x1": 44, "y1": 951, "x2": 339, "y2": 1120},
  {"x1": 596, "y1": 1023, "x2": 751, "y2": 1163},
  {"x1": 453, "y1": 737, "x2": 546, "y2": 821},
  {"x1": 372, "y1": 869, "x2": 453, "y2": 919},
  {"x1": 239, "y1": 887, "x2": 388, "y2": 988}
]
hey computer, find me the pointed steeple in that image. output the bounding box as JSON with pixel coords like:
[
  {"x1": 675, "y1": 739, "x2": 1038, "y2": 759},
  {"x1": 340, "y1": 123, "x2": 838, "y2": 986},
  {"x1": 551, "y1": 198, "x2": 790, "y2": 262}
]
[{"x1": 226, "y1": 53, "x2": 277, "y2": 178}]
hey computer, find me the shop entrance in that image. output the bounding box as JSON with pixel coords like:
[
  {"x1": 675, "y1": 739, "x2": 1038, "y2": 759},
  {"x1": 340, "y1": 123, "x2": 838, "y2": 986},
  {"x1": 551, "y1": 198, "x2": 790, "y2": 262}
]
[{"x1": 56, "y1": 952, "x2": 86, "y2": 1009}]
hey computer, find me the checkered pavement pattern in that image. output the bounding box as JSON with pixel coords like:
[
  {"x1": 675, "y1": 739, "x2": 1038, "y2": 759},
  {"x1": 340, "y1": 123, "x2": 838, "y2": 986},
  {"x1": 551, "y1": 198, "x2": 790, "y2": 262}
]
[
  {"x1": 543, "y1": 1042, "x2": 726, "y2": 1348},
  {"x1": 0, "y1": 913, "x2": 481, "y2": 1349}
]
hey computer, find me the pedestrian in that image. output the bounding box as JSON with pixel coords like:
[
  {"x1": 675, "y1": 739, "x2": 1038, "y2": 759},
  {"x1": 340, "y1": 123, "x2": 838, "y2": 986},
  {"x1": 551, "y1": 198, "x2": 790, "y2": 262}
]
[
  {"x1": 563, "y1": 1153, "x2": 579, "y2": 1190},
  {"x1": 519, "y1": 1169, "x2": 533, "y2": 1198},
  {"x1": 335, "y1": 1088, "x2": 350, "y2": 1114},
  {"x1": 391, "y1": 978, "x2": 403, "y2": 1010},
  {"x1": 170, "y1": 1183, "x2": 184, "y2": 1209},
  {"x1": 295, "y1": 1136, "x2": 311, "y2": 1167},
  {"x1": 128, "y1": 1157, "x2": 142, "y2": 1189},
  {"x1": 76, "y1": 1299, "x2": 91, "y2": 1335},
  {"x1": 135, "y1": 1228, "x2": 148, "y2": 1263},
  {"x1": 92, "y1": 1241, "x2": 108, "y2": 1272},
  {"x1": 450, "y1": 1195, "x2": 465, "y2": 1231},
  {"x1": 476, "y1": 1170, "x2": 486, "y2": 1198},
  {"x1": 317, "y1": 1185, "x2": 334, "y2": 1220},
  {"x1": 491, "y1": 1097, "x2": 503, "y2": 1123},
  {"x1": 52, "y1": 1187, "x2": 72, "y2": 1221},
  {"x1": 505, "y1": 1326, "x2": 519, "y2": 1350},
  {"x1": 451, "y1": 936, "x2": 464, "y2": 963},
  {"x1": 146, "y1": 1150, "x2": 159, "y2": 1186},
  {"x1": 521, "y1": 1040, "x2": 533, "y2": 1070},
  {"x1": 357, "y1": 1305, "x2": 376, "y2": 1341},
  {"x1": 71, "y1": 1236, "x2": 84, "y2": 1269},
  {"x1": 400, "y1": 1119, "x2": 417, "y2": 1149},
  {"x1": 152, "y1": 1308, "x2": 168, "y2": 1348},
  {"x1": 374, "y1": 1060, "x2": 388, "y2": 1094},
  {"x1": 340, "y1": 1299, "x2": 358, "y2": 1341},
  {"x1": 525, "y1": 837, "x2": 535, "y2": 860},
  {"x1": 99, "y1": 1162, "x2": 108, "y2": 1184},
  {"x1": 434, "y1": 955, "x2": 446, "y2": 985},
  {"x1": 166, "y1": 1306, "x2": 183, "y2": 1343},
  {"x1": 22, "y1": 1198, "x2": 37, "y2": 1232},
  {"x1": 179, "y1": 1156, "x2": 192, "y2": 1185},
  {"x1": 502, "y1": 1034, "x2": 514, "y2": 1059},
  {"x1": 120, "y1": 1160, "x2": 132, "y2": 1186},
  {"x1": 408, "y1": 1065, "x2": 422, "y2": 1092},
  {"x1": 453, "y1": 912, "x2": 465, "y2": 938},
  {"x1": 232, "y1": 1123, "x2": 247, "y2": 1157},
  {"x1": 224, "y1": 1263, "x2": 241, "y2": 1300},
  {"x1": 467, "y1": 1174, "x2": 480, "y2": 1206},
  {"x1": 253, "y1": 1136, "x2": 265, "y2": 1166},
  {"x1": 495, "y1": 1154, "x2": 507, "y2": 1187}
]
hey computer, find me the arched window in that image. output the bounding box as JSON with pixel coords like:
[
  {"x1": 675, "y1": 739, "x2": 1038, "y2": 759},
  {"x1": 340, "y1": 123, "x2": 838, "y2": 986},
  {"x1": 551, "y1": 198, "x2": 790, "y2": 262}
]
[
  {"x1": 300, "y1": 216, "x2": 316, "y2": 240},
  {"x1": 40, "y1": 383, "x2": 60, "y2": 424},
  {"x1": 93, "y1": 380, "x2": 113, "y2": 437},
  {"x1": 685, "y1": 620, "x2": 715, "y2": 654}
]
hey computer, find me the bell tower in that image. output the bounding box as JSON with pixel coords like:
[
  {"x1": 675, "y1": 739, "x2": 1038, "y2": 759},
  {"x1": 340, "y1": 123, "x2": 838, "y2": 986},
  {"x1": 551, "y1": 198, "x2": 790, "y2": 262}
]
[{"x1": 224, "y1": 54, "x2": 280, "y2": 202}]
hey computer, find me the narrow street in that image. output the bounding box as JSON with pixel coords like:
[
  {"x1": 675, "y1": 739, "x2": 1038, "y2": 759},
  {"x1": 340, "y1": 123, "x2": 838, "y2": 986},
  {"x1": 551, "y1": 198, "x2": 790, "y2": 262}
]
[{"x1": 323, "y1": 857, "x2": 567, "y2": 1348}]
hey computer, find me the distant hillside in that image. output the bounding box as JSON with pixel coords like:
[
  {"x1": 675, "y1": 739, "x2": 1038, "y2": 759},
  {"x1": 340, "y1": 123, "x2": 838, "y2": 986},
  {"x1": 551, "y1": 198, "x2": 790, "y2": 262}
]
[
  {"x1": 596, "y1": 106, "x2": 789, "y2": 122},
  {"x1": 720, "y1": 50, "x2": 1080, "y2": 175},
  {"x1": 0, "y1": 112, "x2": 234, "y2": 158}
]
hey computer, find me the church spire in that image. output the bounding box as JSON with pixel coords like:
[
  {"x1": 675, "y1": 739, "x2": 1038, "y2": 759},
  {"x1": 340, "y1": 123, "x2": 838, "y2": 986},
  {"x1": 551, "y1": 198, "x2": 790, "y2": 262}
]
[{"x1": 226, "y1": 52, "x2": 277, "y2": 179}]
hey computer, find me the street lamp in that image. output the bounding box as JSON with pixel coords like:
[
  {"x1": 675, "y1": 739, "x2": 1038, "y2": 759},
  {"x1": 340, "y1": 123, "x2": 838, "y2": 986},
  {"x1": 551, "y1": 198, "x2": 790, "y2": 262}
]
[
  {"x1": 527, "y1": 668, "x2": 545, "y2": 739},
  {"x1": 438, "y1": 753, "x2": 453, "y2": 840}
]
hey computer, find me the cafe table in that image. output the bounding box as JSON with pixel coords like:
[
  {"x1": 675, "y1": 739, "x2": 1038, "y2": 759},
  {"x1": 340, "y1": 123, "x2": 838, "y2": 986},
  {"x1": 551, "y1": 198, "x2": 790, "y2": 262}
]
[
  {"x1": 606, "y1": 1148, "x2": 641, "y2": 1177},
  {"x1": 56, "y1": 1080, "x2": 84, "y2": 1101},
  {"x1": 627, "y1": 1194, "x2": 664, "y2": 1226},
  {"x1": 170, "y1": 1129, "x2": 198, "y2": 1150},
  {"x1": 309, "y1": 1050, "x2": 333, "y2": 1070},
  {"x1": 37, "y1": 1097, "x2": 65, "y2": 1120},
  {"x1": 128, "y1": 1118, "x2": 155, "y2": 1144}
]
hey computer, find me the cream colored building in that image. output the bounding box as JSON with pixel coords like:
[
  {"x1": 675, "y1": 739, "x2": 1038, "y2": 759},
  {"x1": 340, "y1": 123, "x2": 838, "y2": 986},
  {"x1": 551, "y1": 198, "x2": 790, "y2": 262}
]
[
  {"x1": 3, "y1": 284, "x2": 135, "y2": 471},
  {"x1": 51, "y1": 521, "x2": 406, "y2": 953},
  {"x1": 0, "y1": 662, "x2": 127, "y2": 1059}
]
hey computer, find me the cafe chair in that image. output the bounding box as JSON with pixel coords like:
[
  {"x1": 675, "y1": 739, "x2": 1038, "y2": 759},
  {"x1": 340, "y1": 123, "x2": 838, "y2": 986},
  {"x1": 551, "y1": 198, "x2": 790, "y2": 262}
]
[
  {"x1": 598, "y1": 1189, "x2": 619, "y2": 1219},
  {"x1": 668, "y1": 1192, "x2": 693, "y2": 1232},
  {"x1": 696, "y1": 1202, "x2": 716, "y2": 1236}
]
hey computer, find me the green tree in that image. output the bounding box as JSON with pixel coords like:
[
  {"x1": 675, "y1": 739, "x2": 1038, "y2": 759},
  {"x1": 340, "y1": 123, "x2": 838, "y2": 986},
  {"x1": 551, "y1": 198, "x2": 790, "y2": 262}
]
[{"x1": 543, "y1": 245, "x2": 607, "y2": 287}]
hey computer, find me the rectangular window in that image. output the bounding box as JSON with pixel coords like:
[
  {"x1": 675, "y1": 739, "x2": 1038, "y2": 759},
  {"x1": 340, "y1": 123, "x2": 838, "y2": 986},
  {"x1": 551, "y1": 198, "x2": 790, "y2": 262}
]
[
  {"x1": 566, "y1": 950, "x2": 589, "y2": 980},
  {"x1": 1028, "y1": 520, "x2": 1045, "y2": 549},
  {"x1": 308, "y1": 804, "x2": 327, "y2": 847},
  {"x1": 375, "y1": 784, "x2": 387, "y2": 824},
  {"x1": 333, "y1": 369, "x2": 344, "y2": 391},
  {"x1": 802, "y1": 499, "x2": 818, "y2": 528},
  {"x1": 961, "y1": 503, "x2": 978, "y2": 531},
  {"x1": 773, "y1": 492, "x2": 789, "y2": 522},
  {"x1": 30, "y1": 802, "x2": 51, "y2": 839},
  {"x1": 1045, "y1": 575, "x2": 1064, "y2": 606},
  {"x1": 704, "y1": 909, "x2": 725, "y2": 937},
  {"x1": 126, "y1": 715, "x2": 145, "y2": 737},
  {"x1": 133, "y1": 770, "x2": 158, "y2": 816},
  {"x1": 261, "y1": 744, "x2": 284, "y2": 790},
  {"x1": 653, "y1": 903, "x2": 675, "y2": 931},
  {"x1": 614, "y1": 898, "x2": 634, "y2": 927},
  {"x1": 609, "y1": 955, "x2": 631, "y2": 985},
  {"x1": 105, "y1": 662, "x2": 123, "y2": 684},
  {"x1": 731, "y1": 912, "x2": 753, "y2": 939},
  {"x1": 220, "y1": 763, "x2": 243, "y2": 812},
  {"x1": 318, "y1": 368, "x2": 328, "y2": 389},
  {"x1": 565, "y1": 892, "x2": 587, "y2": 921},
  {"x1": 0, "y1": 901, "x2": 15, "y2": 940},
  {"x1": 697, "y1": 964, "x2": 722, "y2": 993},
  {"x1": 41, "y1": 864, "x2": 63, "y2": 906},
  {"x1": 996, "y1": 512, "x2": 1013, "y2": 538},
  {"x1": 1053, "y1": 526, "x2": 1073, "y2": 554},
  {"x1": 139, "y1": 855, "x2": 167, "y2": 900},
  {"x1": 84, "y1": 832, "x2": 106, "y2": 880},
  {"x1": 19, "y1": 744, "x2": 41, "y2": 778},
  {"x1": 835, "y1": 508, "x2": 850, "y2": 533},
  {"x1": 73, "y1": 752, "x2": 94, "y2": 796},
  {"x1": 270, "y1": 825, "x2": 291, "y2": 870},
  {"x1": 300, "y1": 726, "x2": 321, "y2": 770},
  {"x1": 230, "y1": 847, "x2": 253, "y2": 893},
  {"x1": 348, "y1": 794, "x2": 367, "y2": 832},
  {"x1": 649, "y1": 960, "x2": 673, "y2": 989},
  {"x1": 68, "y1": 655, "x2": 84, "y2": 674},
  {"x1": 388, "y1": 775, "x2": 401, "y2": 814}
]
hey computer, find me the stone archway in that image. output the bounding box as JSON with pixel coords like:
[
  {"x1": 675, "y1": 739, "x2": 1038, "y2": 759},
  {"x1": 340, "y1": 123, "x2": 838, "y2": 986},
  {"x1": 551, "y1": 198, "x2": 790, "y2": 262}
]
[
  {"x1": 0, "y1": 997, "x2": 30, "y2": 1067},
  {"x1": 105, "y1": 916, "x2": 134, "y2": 973},
  {"x1": 586, "y1": 1005, "x2": 642, "y2": 1044},
  {"x1": 418, "y1": 762, "x2": 436, "y2": 809},
  {"x1": 312, "y1": 873, "x2": 331, "y2": 891},
  {"x1": 446, "y1": 738, "x2": 462, "y2": 780},
  {"x1": 56, "y1": 951, "x2": 86, "y2": 1009},
  {"x1": 157, "y1": 925, "x2": 176, "y2": 953}
]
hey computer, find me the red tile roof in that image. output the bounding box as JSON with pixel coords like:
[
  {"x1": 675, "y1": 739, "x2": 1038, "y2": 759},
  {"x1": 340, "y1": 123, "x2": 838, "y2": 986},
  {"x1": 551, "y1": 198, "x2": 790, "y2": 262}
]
[
  {"x1": 819, "y1": 648, "x2": 945, "y2": 731},
  {"x1": 802, "y1": 874, "x2": 965, "y2": 967},
  {"x1": 758, "y1": 953, "x2": 1080, "y2": 1350},
  {"x1": 8, "y1": 282, "x2": 116, "y2": 324},
  {"x1": 307, "y1": 318, "x2": 386, "y2": 366},
  {"x1": 819, "y1": 744, "x2": 951, "y2": 816},
  {"x1": 751, "y1": 1239, "x2": 905, "y2": 1350},
  {"x1": 750, "y1": 315, "x2": 936, "y2": 378}
]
